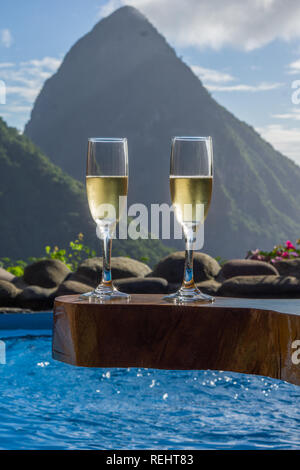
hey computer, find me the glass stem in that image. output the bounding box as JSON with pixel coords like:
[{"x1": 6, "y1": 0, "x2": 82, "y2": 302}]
[
  {"x1": 182, "y1": 229, "x2": 196, "y2": 290},
  {"x1": 101, "y1": 230, "x2": 112, "y2": 288}
]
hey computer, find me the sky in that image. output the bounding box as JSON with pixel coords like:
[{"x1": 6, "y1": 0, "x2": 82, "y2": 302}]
[{"x1": 0, "y1": 0, "x2": 300, "y2": 164}]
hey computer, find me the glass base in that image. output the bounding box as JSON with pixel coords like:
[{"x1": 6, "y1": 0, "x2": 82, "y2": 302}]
[
  {"x1": 79, "y1": 284, "x2": 130, "y2": 302},
  {"x1": 163, "y1": 286, "x2": 215, "y2": 304}
]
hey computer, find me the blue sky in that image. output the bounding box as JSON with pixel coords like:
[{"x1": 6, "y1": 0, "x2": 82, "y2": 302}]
[{"x1": 1, "y1": 0, "x2": 300, "y2": 164}]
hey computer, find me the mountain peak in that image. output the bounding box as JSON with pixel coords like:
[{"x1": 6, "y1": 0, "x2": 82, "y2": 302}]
[
  {"x1": 93, "y1": 5, "x2": 151, "y2": 33},
  {"x1": 55, "y1": 3, "x2": 175, "y2": 84},
  {"x1": 109, "y1": 5, "x2": 147, "y2": 19}
]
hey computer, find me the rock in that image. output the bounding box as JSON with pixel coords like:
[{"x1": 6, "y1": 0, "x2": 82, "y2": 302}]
[
  {"x1": 273, "y1": 259, "x2": 300, "y2": 279},
  {"x1": 167, "y1": 282, "x2": 181, "y2": 293},
  {"x1": 218, "y1": 259, "x2": 278, "y2": 281},
  {"x1": 0, "y1": 280, "x2": 22, "y2": 306},
  {"x1": 11, "y1": 276, "x2": 28, "y2": 289},
  {"x1": 151, "y1": 252, "x2": 220, "y2": 284},
  {"x1": 56, "y1": 280, "x2": 93, "y2": 296},
  {"x1": 0, "y1": 267, "x2": 14, "y2": 282},
  {"x1": 196, "y1": 280, "x2": 222, "y2": 295},
  {"x1": 114, "y1": 277, "x2": 168, "y2": 294},
  {"x1": 17, "y1": 285, "x2": 57, "y2": 310},
  {"x1": 23, "y1": 259, "x2": 70, "y2": 288},
  {"x1": 70, "y1": 257, "x2": 151, "y2": 287},
  {"x1": 218, "y1": 275, "x2": 300, "y2": 297}
]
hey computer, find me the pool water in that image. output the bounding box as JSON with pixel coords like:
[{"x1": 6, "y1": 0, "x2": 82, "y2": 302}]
[{"x1": 0, "y1": 331, "x2": 300, "y2": 450}]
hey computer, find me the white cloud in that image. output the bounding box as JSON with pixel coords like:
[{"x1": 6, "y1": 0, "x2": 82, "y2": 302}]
[
  {"x1": 98, "y1": 0, "x2": 122, "y2": 17},
  {"x1": 191, "y1": 65, "x2": 235, "y2": 83},
  {"x1": 21, "y1": 57, "x2": 62, "y2": 72},
  {"x1": 0, "y1": 57, "x2": 61, "y2": 130},
  {"x1": 0, "y1": 104, "x2": 32, "y2": 117},
  {"x1": 272, "y1": 108, "x2": 300, "y2": 120},
  {"x1": 256, "y1": 124, "x2": 300, "y2": 164},
  {"x1": 287, "y1": 58, "x2": 300, "y2": 74},
  {"x1": 5, "y1": 85, "x2": 40, "y2": 102},
  {"x1": 0, "y1": 57, "x2": 62, "y2": 101},
  {"x1": 1, "y1": 29, "x2": 13, "y2": 48},
  {"x1": 191, "y1": 65, "x2": 283, "y2": 92},
  {"x1": 0, "y1": 62, "x2": 14, "y2": 68},
  {"x1": 2, "y1": 104, "x2": 32, "y2": 113},
  {"x1": 207, "y1": 82, "x2": 283, "y2": 92},
  {"x1": 99, "y1": 0, "x2": 300, "y2": 51}
]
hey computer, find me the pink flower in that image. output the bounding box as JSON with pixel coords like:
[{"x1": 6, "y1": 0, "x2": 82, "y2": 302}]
[
  {"x1": 282, "y1": 252, "x2": 289, "y2": 258},
  {"x1": 290, "y1": 252, "x2": 299, "y2": 257},
  {"x1": 286, "y1": 240, "x2": 296, "y2": 250},
  {"x1": 272, "y1": 256, "x2": 283, "y2": 262}
]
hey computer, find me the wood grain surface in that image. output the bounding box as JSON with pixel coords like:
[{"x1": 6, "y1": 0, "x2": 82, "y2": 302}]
[{"x1": 52, "y1": 294, "x2": 300, "y2": 385}]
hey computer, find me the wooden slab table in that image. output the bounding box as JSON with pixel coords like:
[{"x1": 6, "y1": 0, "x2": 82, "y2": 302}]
[{"x1": 52, "y1": 294, "x2": 300, "y2": 386}]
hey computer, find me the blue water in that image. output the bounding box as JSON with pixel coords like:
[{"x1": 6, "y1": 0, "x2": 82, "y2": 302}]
[{"x1": 0, "y1": 331, "x2": 300, "y2": 450}]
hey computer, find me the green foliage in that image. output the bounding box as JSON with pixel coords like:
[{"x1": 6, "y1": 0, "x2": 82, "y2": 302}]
[
  {"x1": 0, "y1": 258, "x2": 27, "y2": 277},
  {"x1": 0, "y1": 233, "x2": 174, "y2": 275},
  {"x1": 44, "y1": 233, "x2": 97, "y2": 271},
  {"x1": 0, "y1": 234, "x2": 97, "y2": 275},
  {"x1": 214, "y1": 256, "x2": 227, "y2": 267}
]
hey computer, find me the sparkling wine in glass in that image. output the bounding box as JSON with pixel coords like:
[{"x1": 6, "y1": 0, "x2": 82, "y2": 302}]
[
  {"x1": 164, "y1": 136, "x2": 214, "y2": 303},
  {"x1": 82, "y1": 137, "x2": 129, "y2": 300}
]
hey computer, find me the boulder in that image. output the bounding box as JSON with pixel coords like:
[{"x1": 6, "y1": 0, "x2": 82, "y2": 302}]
[
  {"x1": 70, "y1": 257, "x2": 151, "y2": 287},
  {"x1": 273, "y1": 259, "x2": 300, "y2": 279},
  {"x1": 56, "y1": 280, "x2": 93, "y2": 296},
  {"x1": 196, "y1": 279, "x2": 222, "y2": 295},
  {"x1": 23, "y1": 259, "x2": 70, "y2": 288},
  {"x1": 114, "y1": 277, "x2": 168, "y2": 294},
  {"x1": 218, "y1": 259, "x2": 278, "y2": 281},
  {"x1": 17, "y1": 285, "x2": 57, "y2": 310},
  {"x1": 11, "y1": 276, "x2": 28, "y2": 289},
  {"x1": 0, "y1": 267, "x2": 14, "y2": 282},
  {"x1": 0, "y1": 280, "x2": 22, "y2": 306},
  {"x1": 167, "y1": 283, "x2": 181, "y2": 293},
  {"x1": 151, "y1": 251, "x2": 220, "y2": 284},
  {"x1": 218, "y1": 275, "x2": 300, "y2": 297}
]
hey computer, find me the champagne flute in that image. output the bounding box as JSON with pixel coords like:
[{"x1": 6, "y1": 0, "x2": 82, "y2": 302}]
[
  {"x1": 82, "y1": 137, "x2": 130, "y2": 300},
  {"x1": 164, "y1": 136, "x2": 214, "y2": 303}
]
